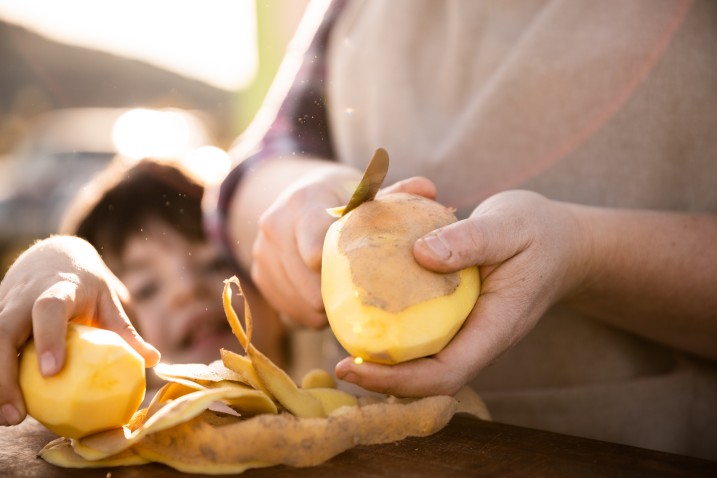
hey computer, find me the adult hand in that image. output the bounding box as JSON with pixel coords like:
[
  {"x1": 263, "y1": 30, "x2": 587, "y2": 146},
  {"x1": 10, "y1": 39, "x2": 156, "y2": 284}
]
[
  {"x1": 0, "y1": 236, "x2": 160, "y2": 427},
  {"x1": 251, "y1": 166, "x2": 437, "y2": 329},
  {"x1": 335, "y1": 190, "x2": 588, "y2": 397}
]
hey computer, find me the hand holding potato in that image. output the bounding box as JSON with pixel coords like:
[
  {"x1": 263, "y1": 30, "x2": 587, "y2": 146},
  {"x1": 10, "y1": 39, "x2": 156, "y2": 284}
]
[
  {"x1": 248, "y1": 158, "x2": 437, "y2": 329},
  {"x1": 249, "y1": 164, "x2": 359, "y2": 329},
  {"x1": 322, "y1": 191, "x2": 479, "y2": 365},
  {"x1": 335, "y1": 190, "x2": 588, "y2": 397},
  {"x1": 0, "y1": 236, "x2": 160, "y2": 427},
  {"x1": 335, "y1": 188, "x2": 717, "y2": 397}
]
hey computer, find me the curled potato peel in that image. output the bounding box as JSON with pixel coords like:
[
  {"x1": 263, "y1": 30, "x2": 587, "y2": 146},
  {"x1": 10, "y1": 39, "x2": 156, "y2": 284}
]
[
  {"x1": 222, "y1": 277, "x2": 325, "y2": 417},
  {"x1": 72, "y1": 386, "x2": 260, "y2": 461},
  {"x1": 39, "y1": 437, "x2": 150, "y2": 469},
  {"x1": 153, "y1": 360, "x2": 246, "y2": 384},
  {"x1": 220, "y1": 348, "x2": 271, "y2": 395}
]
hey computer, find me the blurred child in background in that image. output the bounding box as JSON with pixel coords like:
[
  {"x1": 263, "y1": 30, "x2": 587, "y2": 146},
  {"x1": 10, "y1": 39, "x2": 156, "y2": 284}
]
[{"x1": 0, "y1": 157, "x2": 287, "y2": 425}]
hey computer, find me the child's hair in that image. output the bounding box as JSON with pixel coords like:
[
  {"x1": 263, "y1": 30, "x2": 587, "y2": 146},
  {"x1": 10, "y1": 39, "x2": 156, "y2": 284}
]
[{"x1": 60, "y1": 157, "x2": 206, "y2": 264}]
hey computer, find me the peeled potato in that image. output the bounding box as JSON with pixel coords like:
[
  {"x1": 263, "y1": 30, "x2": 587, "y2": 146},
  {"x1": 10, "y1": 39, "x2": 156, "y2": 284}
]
[
  {"x1": 322, "y1": 193, "x2": 480, "y2": 364},
  {"x1": 19, "y1": 323, "x2": 146, "y2": 439}
]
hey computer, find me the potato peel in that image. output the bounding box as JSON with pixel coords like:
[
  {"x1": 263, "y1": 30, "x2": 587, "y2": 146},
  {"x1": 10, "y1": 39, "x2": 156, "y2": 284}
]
[
  {"x1": 39, "y1": 437, "x2": 150, "y2": 468},
  {"x1": 145, "y1": 382, "x2": 196, "y2": 417},
  {"x1": 151, "y1": 364, "x2": 277, "y2": 416},
  {"x1": 136, "y1": 395, "x2": 456, "y2": 469},
  {"x1": 207, "y1": 381, "x2": 278, "y2": 415},
  {"x1": 73, "y1": 387, "x2": 269, "y2": 461},
  {"x1": 133, "y1": 411, "x2": 273, "y2": 475},
  {"x1": 305, "y1": 387, "x2": 359, "y2": 415},
  {"x1": 220, "y1": 348, "x2": 271, "y2": 396},
  {"x1": 153, "y1": 360, "x2": 247, "y2": 385},
  {"x1": 223, "y1": 277, "x2": 324, "y2": 417}
]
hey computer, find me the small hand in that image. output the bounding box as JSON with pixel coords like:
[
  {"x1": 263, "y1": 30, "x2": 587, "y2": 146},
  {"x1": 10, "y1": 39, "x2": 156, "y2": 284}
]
[{"x1": 0, "y1": 236, "x2": 160, "y2": 426}]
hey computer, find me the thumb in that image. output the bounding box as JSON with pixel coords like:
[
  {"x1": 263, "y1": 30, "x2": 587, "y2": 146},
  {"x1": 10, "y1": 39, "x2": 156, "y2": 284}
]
[
  {"x1": 335, "y1": 353, "x2": 466, "y2": 397},
  {"x1": 413, "y1": 212, "x2": 531, "y2": 273}
]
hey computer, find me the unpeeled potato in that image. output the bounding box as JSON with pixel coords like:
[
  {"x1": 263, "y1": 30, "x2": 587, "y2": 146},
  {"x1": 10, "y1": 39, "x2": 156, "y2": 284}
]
[
  {"x1": 322, "y1": 193, "x2": 480, "y2": 364},
  {"x1": 18, "y1": 323, "x2": 146, "y2": 438}
]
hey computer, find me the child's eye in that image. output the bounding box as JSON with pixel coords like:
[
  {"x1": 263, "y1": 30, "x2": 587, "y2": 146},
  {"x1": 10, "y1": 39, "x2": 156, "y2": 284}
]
[{"x1": 133, "y1": 281, "x2": 160, "y2": 302}]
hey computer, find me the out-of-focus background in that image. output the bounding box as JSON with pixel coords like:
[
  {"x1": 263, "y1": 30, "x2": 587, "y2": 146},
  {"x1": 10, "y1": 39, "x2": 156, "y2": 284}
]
[{"x1": 0, "y1": 0, "x2": 309, "y2": 276}]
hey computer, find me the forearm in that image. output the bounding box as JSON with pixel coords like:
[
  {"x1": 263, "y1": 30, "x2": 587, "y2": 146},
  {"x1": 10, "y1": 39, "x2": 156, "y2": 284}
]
[{"x1": 567, "y1": 205, "x2": 717, "y2": 360}]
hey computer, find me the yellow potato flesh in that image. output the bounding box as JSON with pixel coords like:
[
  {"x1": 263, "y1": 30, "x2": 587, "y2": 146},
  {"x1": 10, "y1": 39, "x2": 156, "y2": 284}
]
[
  {"x1": 322, "y1": 193, "x2": 480, "y2": 364},
  {"x1": 19, "y1": 324, "x2": 146, "y2": 439}
]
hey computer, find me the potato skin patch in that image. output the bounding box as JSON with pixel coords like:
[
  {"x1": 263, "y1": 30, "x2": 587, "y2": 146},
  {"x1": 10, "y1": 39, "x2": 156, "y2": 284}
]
[{"x1": 338, "y1": 193, "x2": 460, "y2": 313}]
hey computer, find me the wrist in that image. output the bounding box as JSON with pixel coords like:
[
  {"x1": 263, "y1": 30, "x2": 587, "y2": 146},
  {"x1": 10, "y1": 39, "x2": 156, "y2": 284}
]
[
  {"x1": 558, "y1": 202, "x2": 604, "y2": 304},
  {"x1": 226, "y1": 156, "x2": 354, "y2": 272}
]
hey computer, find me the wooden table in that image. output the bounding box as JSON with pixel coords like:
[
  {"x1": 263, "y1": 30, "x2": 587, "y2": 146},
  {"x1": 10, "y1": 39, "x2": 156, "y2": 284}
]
[{"x1": 2, "y1": 414, "x2": 715, "y2": 477}]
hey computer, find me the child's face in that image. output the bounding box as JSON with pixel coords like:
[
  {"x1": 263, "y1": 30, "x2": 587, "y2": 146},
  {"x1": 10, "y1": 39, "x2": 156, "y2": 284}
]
[{"x1": 117, "y1": 219, "x2": 242, "y2": 365}]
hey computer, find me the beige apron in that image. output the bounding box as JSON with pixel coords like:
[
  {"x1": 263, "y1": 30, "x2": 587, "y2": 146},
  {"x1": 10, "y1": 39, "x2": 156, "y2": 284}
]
[{"x1": 325, "y1": 0, "x2": 717, "y2": 459}]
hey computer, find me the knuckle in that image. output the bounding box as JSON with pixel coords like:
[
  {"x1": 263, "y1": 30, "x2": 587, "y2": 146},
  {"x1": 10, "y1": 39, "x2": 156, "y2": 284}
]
[
  {"x1": 32, "y1": 294, "x2": 67, "y2": 319},
  {"x1": 462, "y1": 222, "x2": 488, "y2": 265},
  {"x1": 441, "y1": 220, "x2": 487, "y2": 267}
]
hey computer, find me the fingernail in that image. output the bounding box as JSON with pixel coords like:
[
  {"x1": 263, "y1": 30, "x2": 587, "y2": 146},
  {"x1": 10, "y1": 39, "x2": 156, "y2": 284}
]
[
  {"x1": 420, "y1": 234, "x2": 452, "y2": 261},
  {"x1": 40, "y1": 351, "x2": 58, "y2": 376},
  {"x1": 1, "y1": 403, "x2": 21, "y2": 426}
]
